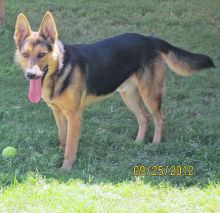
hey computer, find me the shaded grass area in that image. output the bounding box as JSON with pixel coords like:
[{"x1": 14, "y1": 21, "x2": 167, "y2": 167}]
[{"x1": 0, "y1": 1, "x2": 220, "y2": 208}]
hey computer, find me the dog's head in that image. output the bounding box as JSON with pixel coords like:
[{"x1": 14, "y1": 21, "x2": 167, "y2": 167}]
[
  {"x1": 14, "y1": 11, "x2": 58, "y2": 80},
  {"x1": 14, "y1": 12, "x2": 64, "y2": 103}
]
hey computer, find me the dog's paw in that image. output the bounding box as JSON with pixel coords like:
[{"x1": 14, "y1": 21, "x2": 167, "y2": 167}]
[
  {"x1": 135, "y1": 137, "x2": 144, "y2": 144},
  {"x1": 59, "y1": 144, "x2": 66, "y2": 151},
  {"x1": 60, "y1": 160, "x2": 73, "y2": 172},
  {"x1": 60, "y1": 165, "x2": 72, "y2": 172},
  {"x1": 152, "y1": 140, "x2": 162, "y2": 144}
]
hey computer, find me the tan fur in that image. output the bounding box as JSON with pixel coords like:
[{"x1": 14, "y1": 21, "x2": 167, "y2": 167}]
[
  {"x1": 117, "y1": 58, "x2": 166, "y2": 144},
  {"x1": 14, "y1": 14, "x2": 32, "y2": 48},
  {"x1": 118, "y1": 81, "x2": 149, "y2": 141},
  {"x1": 138, "y1": 59, "x2": 166, "y2": 144},
  {"x1": 83, "y1": 93, "x2": 113, "y2": 107},
  {"x1": 46, "y1": 68, "x2": 85, "y2": 169},
  {"x1": 14, "y1": 34, "x2": 52, "y2": 73},
  {"x1": 162, "y1": 52, "x2": 195, "y2": 76}
]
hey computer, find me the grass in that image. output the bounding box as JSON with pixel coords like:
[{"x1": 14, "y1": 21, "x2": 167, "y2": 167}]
[
  {"x1": 1, "y1": 176, "x2": 220, "y2": 212},
  {"x1": 0, "y1": 0, "x2": 220, "y2": 211}
]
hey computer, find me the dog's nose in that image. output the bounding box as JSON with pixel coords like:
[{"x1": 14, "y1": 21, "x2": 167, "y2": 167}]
[{"x1": 26, "y1": 72, "x2": 36, "y2": 79}]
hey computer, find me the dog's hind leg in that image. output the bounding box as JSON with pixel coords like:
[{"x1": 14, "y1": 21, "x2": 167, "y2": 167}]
[
  {"x1": 139, "y1": 91, "x2": 165, "y2": 144},
  {"x1": 118, "y1": 78, "x2": 149, "y2": 142},
  {"x1": 138, "y1": 60, "x2": 166, "y2": 144}
]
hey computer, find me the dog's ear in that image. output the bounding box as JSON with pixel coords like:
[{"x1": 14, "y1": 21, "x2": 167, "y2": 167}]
[
  {"x1": 14, "y1": 13, "x2": 31, "y2": 47},
  {"x1": 39, "y1": 11, "x2": 58, "y2": 44}
]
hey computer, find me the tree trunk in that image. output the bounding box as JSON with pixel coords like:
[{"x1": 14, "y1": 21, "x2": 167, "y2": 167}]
[{"x1": 0, "y1": 0, "x2": 5, "y2": 25}]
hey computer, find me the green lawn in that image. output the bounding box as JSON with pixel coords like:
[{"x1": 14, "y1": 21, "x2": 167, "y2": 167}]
[
  {"x1": 1, "y1": 176, "x2": 220, "y2": 212},
  {"x1": 0, "y1": 0, "x2": 220, "y2": 211}
]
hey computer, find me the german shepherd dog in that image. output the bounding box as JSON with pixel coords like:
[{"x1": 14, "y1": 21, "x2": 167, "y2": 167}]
[{"x1": 14, "y1": 12, "x2": 215, "y2": 170}]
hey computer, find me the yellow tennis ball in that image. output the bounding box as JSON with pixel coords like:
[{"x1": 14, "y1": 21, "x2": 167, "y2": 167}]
[{"x1": 2, "y1": 146, "x2": 17, "y2": 158}]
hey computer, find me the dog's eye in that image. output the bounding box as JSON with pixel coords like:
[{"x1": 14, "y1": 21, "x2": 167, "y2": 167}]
[
  {"x1": 37, "y1": 53, "x2": 47, "y2": 59},
  {"x1": 22, "y1": 53, "x2": 30, "y2": 58}
]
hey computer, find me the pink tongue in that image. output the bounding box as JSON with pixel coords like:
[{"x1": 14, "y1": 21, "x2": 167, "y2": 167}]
[{"x1": 28, "y1": 78, "x2": 42, "y2": 104}]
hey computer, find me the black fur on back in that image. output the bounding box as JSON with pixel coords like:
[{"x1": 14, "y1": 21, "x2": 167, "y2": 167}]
[
  {"x1": 72, "y1": 33, "x2": 160, "y2": 95},
  {"x1": 59, "y1": 33, "x2": 215, "y2": 96}
]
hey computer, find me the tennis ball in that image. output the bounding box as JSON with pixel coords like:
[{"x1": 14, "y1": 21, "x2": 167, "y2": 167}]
[{"x1": 2, "y1": 146, "x2": 17, "y2": 158}]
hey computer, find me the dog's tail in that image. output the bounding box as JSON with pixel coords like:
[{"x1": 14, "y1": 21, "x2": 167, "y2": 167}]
[{"x1": 157, "y1": 38, "x2": 215, "y2": 76}]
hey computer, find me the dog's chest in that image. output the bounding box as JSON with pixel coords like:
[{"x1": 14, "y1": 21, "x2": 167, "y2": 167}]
[{"x1": 41, "y1": 74, "x2": 55, "y2": 104}]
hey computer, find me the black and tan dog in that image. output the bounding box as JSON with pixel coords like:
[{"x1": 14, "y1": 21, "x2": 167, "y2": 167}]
[{"x1": 14, "y1": 12, "x2": 215, "y2": 170}]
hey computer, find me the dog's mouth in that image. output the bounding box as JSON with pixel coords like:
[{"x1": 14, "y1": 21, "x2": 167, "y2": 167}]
[{"x1": 27, "y1": 66, "x2": 48, "y2": 104}]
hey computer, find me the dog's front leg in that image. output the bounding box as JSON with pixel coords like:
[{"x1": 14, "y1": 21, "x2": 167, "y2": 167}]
[
  {"x1": 51, "y1": 106, "x2": 67, "y2": 150},
  {"x1": 61, "y1": 110, "x2": 82, "y2": 171}
]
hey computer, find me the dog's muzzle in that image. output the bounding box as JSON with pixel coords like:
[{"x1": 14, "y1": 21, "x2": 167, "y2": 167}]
[
  {"x1": 25, "y1": 65, "x2": 48, "y2": 80},
  {"x1": 26, "y1": 72, "x2": 40, "y2": 79}
]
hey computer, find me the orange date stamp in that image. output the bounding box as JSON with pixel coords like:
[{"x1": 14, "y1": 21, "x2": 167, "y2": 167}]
[{"x1": 133, "y1": 165, "x2": 194, "y2": 176}]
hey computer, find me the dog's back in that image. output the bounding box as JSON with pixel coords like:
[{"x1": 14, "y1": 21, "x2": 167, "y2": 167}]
[{"x1": 69, "y1": 33, "x2": 215, "y2": 96}]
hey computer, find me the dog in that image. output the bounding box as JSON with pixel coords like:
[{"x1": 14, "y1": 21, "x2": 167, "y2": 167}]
[{"x1": 14, "y1": 12, "x2": 215, "y2": 170}]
